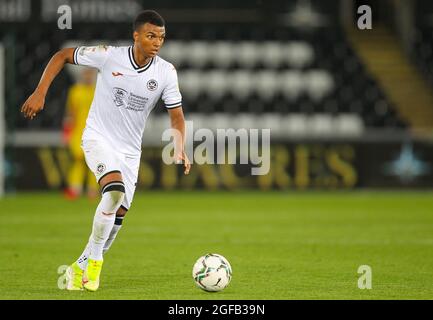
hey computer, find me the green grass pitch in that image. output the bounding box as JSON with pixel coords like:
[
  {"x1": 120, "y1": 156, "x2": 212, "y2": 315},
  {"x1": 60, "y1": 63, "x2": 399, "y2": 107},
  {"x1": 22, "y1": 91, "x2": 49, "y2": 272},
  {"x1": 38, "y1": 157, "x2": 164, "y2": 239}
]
[{"x1": 1, "y1": 190, "x2": 433, "y2": 300}]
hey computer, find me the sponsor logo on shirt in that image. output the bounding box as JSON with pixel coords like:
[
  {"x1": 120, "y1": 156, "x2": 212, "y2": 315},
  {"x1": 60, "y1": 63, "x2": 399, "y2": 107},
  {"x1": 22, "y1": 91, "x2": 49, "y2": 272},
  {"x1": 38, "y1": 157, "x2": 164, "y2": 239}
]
[
  {"x1": 113, "y1": 87, "x2": 127, "y2": 107},
  {"x1": 112, "y1": 87, "x2": 149, "y2": 111},
  {"x1": 126, "y1": 92, "x2": 149, "y2": 111}
]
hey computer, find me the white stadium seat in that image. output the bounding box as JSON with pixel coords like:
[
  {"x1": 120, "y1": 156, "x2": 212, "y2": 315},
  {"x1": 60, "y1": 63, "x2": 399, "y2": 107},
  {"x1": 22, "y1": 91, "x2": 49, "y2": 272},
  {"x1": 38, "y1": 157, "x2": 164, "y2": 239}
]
[
  {"x1": 228, "y1": 70, "x2": 254, "y2": 99},
  {"x1": 285, "y1": 41, "x2": 314, "y2": 68},
  {"x1": 236, "y1": 41, "x2": 261, "y2": 68},
  {"x1": 308, "y1": 114, "x2": 334, "y2": 136},
  {"x1": 159, "y1": 41, "x2": 187, "y2": 65},
  {"x1": 304, "y1": 70, "x2": 334, "y2": 102},
  {"x1": 211, "y1": 41, "x2": 233, "y2": 68},
  {"x1": 253, "y1": 70, "x2": 279, "y2": 101},
  {"x1": 204, "y1": 71, "x2": 229, "y2": 99},
  {"x1": 279, "y1": 71, "x2": 304, "y2": 100},
  {"x1": 261, "y1": 41, "x2": 285, "y2": 68},
  {"x1": 283, "y1": 114, "x2": 308, "y2": 137},
  {"x1": 335, "y1": 114, "x2": 364, "y2": 136},
  {"x1": 178, "y1": 70, "x2": 203, "y2": 99},
  {"x1": 235, "y1": 114, "x2": 257, "y2": 131},
  {"x1": 188, "y1": 41, "x2": 210, "y2": 67}
]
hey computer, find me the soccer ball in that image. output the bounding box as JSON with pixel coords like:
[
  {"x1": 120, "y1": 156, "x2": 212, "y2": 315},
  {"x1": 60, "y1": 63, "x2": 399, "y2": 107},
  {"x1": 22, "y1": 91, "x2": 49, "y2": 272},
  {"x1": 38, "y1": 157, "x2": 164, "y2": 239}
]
[{"x1": 192, "y1": 253, "x2": 232, "y2": 292}]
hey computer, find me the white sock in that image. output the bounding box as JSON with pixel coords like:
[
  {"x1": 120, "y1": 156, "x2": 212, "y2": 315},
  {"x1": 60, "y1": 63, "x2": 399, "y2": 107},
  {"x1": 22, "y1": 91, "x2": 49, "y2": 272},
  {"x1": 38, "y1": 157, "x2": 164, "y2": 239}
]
[
  {"x1": 76, "y1": 217, "x2": 124, "y2": 270},
  {"x1": 76, "y1": 241, "x2": 91, "y2": 270},
  {"x1": 88, "y1": 182, "x2": 125, "y2": 261},
  {"x1": 103, "y1": 217, "x2": 124, "y2": 254}
]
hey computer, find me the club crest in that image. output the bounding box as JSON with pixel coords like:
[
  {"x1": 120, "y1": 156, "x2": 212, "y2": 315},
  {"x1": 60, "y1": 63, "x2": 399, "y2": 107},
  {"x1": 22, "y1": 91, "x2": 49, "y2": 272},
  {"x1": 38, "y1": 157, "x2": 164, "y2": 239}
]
[
  {"x1": 96, "y1": 163, "x2": 106, "y2": 174},
  {"x1": 147, "y1": 79, "x2": 158, "y2": 91}
]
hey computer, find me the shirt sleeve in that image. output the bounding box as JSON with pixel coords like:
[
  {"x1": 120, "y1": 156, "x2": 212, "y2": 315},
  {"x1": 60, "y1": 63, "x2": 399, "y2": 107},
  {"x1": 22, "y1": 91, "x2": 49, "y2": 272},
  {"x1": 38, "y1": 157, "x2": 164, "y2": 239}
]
[
  {"x1": 73, "y1": 45, "x2": 110, "y2": 70},
  {"x1": 162, "y1": 64, "x2": 182, "y2": 109}
]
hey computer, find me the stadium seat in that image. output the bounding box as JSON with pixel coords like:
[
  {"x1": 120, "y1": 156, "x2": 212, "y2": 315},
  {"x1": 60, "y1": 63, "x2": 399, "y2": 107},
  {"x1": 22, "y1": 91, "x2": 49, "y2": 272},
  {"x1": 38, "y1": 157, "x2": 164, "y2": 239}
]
[{"x1": 8, "y1": 22, "x2": 406, "y2": 133}]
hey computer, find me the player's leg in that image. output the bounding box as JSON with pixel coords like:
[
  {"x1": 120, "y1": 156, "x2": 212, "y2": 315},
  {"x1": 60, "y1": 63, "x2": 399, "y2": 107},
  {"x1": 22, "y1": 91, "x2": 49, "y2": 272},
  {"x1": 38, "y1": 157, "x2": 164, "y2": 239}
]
[
  {"x1": 75, "y1": 203, "x2": 126, "y2": 272},
  {"x1": 73, "y1": 195, "x2": 127, "y2": 291},
  {"x1": 102, "y1": 155, "x2": 139, "y2": 255},
  {"x1": 89, "y1": 171, "x2": 125, "y2": 260},
  {"x1": 103, "y1": 205, "x2": 128, "y2": 254},
  {"x1": 67, "y1": 140, "x2": 124, "y2": 291},
  {"x1": 68, "y1": 173, "x2": 125, "y2": 291},
  {"x1": 83, "y1": 171, "x2": 125, "y2": 292}
]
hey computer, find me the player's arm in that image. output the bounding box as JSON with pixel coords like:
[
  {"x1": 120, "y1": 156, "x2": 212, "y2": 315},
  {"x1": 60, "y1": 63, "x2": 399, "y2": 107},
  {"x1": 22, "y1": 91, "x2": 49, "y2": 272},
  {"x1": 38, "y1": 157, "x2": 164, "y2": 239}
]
[
  {"x1": 168, "y1": 107, "x2": 191, "y2": 175},
  {"x1": 21, "y1": 48, "x2": 75, "y2": 119}
]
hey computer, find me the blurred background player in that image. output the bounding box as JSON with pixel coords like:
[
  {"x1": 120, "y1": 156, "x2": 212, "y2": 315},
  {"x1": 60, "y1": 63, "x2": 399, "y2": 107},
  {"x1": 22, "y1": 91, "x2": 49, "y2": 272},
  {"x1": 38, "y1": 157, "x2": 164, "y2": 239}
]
[{"x1": 63, "y1": 68, "x2": 98, "y2": 200}]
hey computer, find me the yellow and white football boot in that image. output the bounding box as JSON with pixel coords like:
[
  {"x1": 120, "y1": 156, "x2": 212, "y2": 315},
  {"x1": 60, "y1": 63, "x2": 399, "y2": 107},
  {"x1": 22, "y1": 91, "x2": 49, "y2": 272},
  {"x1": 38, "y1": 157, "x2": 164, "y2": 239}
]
[
  {"x1": 66, "y1": 262, "x2": 84, "y2": 291},
  {"x1": 83, "y1": 259, "x2": 103, "y2": 292}
]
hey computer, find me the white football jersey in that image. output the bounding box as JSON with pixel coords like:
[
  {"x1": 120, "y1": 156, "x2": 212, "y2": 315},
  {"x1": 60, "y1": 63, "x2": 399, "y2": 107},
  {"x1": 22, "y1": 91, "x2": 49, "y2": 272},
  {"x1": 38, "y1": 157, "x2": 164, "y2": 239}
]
[{"x1": 73, "y1": 45, "x2": 182, "y2": 156}]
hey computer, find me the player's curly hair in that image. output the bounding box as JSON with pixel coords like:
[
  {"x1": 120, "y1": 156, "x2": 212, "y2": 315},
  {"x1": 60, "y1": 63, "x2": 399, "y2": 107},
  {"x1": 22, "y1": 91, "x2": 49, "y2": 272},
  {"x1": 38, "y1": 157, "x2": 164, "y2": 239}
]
[{"x1": 133, "y1": 10, "x2": 165, "y2": 31}]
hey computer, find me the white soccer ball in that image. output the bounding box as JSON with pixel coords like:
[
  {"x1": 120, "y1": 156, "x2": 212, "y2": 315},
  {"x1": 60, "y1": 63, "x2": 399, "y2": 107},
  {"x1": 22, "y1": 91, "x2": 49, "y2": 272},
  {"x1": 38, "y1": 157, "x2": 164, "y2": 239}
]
[{"x1": 192, "y1": 253, "x2": 232, "y2": 292}]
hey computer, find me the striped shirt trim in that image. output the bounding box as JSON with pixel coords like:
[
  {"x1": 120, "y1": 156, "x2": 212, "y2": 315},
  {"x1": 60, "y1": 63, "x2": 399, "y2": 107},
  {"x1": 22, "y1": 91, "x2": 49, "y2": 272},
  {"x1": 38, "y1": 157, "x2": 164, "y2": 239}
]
[
  {"x1": 73, "y1": 47, "x2": 80, "y2": 65},
  {"x1": 128, "y1": 46, "x2": 153, "y2": 73},
  {"x1": 165, "y1": 101, "x2": 182, "y2": 109}
]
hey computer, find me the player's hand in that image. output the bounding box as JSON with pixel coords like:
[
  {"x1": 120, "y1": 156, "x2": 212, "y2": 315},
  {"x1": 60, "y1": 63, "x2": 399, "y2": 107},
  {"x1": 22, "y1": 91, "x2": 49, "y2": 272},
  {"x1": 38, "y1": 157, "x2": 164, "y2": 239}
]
[
  {"x1": 21, "y1": 90, "x2": 45, "y2": 120},
  {"x1": 176, "y1": 151, "x2": 191, "y2": 175}
]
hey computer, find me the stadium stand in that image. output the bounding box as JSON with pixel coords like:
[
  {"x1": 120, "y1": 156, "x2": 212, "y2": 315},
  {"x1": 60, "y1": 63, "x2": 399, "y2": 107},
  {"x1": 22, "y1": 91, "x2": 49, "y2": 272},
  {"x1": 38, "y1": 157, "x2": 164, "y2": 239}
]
[
  {"x1": 2, "y1": 2, "x2": 408, "y2": 141},
  {"x1": 413, "y1": 26, "x2": 433, "y2": 85}
]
